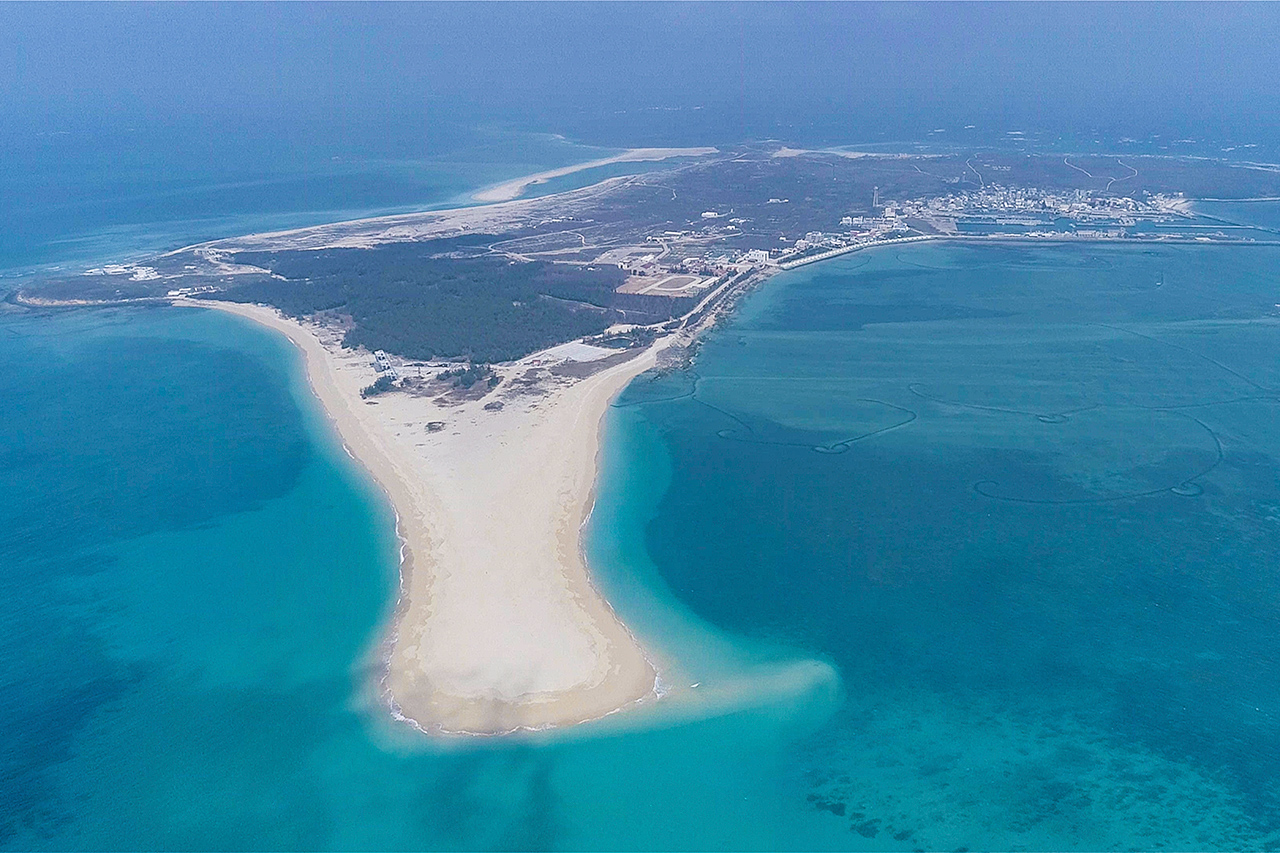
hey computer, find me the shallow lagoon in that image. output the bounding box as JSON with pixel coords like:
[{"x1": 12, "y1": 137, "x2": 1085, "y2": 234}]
[{"x1": 611, "y1": 241, "x2": 1280, "y2": 849}]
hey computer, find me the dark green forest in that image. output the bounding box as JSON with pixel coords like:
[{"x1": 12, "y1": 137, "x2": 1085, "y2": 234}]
[{"x1": 215, "y1": 246, "x2": 646, "y2": 362}]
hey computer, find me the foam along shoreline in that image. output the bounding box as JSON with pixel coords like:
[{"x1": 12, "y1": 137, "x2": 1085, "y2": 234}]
[
  {"x1": 182, "y1": 298, "x2": 664, "y2": 734},
  {"x1": 471, "y1": 147, "x2": 718, "y2": 203}
]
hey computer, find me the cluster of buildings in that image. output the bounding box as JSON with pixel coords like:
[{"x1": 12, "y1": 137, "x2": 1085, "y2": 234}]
[
  {"x1": 670, "y1": 248, "x2": 772, "y2": 275},
  {"x1": 613, "y1": 184, "x2": 1209, "y2": 285},
  {"x1": 767, "y1": 213, "x2": 913, "y2": 266},
  {"x1": 164, "y1": 284, "x2": 221, "y2": 298},
  {"x1": 890, "y1": 186, "x2": 1189, "y2": 230}
]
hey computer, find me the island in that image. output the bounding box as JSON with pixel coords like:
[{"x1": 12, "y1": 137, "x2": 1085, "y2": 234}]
[{"x1": 14, "y1": 144, "x2": 1280, "y2": 734}]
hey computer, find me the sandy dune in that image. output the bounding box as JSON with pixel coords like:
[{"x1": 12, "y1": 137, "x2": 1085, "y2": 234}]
[{"x1": 471, "y1": 147, "x2": 718, "y2": 203}]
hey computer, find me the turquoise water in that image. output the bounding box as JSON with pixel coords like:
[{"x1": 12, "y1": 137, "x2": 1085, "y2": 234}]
[
  {"x1": 8, "y1": 242, "x2": 1280, "y2": 850},
  {"x1": 8, "y1": 5, "x2": 1280, "y2": 844},
  {"x1": 607, "y1": 241, "x2": 1280, "y2": 849},
  {"x1": 0, "y1": 305, "x2": 852, "y2": 850}
]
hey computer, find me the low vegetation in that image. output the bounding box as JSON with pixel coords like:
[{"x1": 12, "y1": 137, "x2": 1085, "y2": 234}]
[
  {"x1": 360, "y1": 374, "x2": 397, "y2": 398},
  {"x1": 437, "y1": 363, "x2": 499, "y2": 389}
]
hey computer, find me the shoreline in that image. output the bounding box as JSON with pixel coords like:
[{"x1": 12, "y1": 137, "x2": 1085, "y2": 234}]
[
  {"x1": 181, "y1": 298, "x2": 669, "y2": 735},
  {"x1": 471, "y1": 147, "x2": 718, "y2": 203},
  {"x1": 772, "y1": 231, "x2": 1280, "y2": 270}
]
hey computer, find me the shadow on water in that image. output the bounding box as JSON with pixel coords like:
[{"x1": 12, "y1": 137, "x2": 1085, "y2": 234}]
[{"x1": 416, "y1": 748, "x2": 563, "y2": 852}]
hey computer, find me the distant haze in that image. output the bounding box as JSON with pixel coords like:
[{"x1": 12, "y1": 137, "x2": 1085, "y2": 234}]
[{"x1": 3, "y1": 2, "x2": 1280, "y2": 152}]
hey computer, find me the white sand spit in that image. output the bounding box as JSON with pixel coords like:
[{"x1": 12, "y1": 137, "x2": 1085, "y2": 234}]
[
  {"x1": 472, "y1": 147, "x2": 718, "y2": 203},
  {"x1": 183, "y1": 299, "x2": 665, "y2": 734}
]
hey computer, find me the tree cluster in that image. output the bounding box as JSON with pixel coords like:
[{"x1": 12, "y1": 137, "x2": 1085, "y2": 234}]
[
  {"x1": 437, "y1": 363, "x2": 498, "y2": 389},
  {"x1": 360, "y1": 374, "x2": 398, "y2": 398},
  {"x1": 215, "y1": 247, "x2": 631, "y2": 362}
]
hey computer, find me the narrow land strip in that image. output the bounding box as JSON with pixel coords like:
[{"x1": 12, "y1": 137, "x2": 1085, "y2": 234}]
[
  {"x1": 182, "y1": 298, "x2": 672, "y2": 734},
  {"x1": 471, "y1": 147, "x2": 718, "y2": 202}
]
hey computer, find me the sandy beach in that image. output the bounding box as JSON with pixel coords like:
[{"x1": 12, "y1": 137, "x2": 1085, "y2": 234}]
[
  {"x1": 183, "y1": 299, "x2": 667, "y2": 734},
  {"x1": 471, "y1": 147, "x2": 717, "y2": 203}
]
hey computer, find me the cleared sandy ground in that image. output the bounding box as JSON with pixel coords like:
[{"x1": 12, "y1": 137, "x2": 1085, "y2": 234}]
[{"x1": 184, "y1": 299, "x2": 667, "y2": 734}]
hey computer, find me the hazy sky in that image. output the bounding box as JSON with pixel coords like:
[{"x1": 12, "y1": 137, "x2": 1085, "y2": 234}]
[{"x1": 3, "y1": 3, "x2": 1279, "y2": 149}]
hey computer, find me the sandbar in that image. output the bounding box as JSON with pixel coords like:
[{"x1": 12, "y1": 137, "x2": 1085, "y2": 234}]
[
  {"x1": 184, "y1": 299, "x2": 667, "y2": 734},
  {"x1": 472, "y1": 147, "x2": 717, "y2": 203}
]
